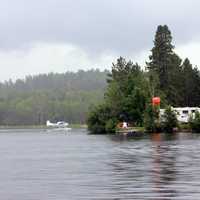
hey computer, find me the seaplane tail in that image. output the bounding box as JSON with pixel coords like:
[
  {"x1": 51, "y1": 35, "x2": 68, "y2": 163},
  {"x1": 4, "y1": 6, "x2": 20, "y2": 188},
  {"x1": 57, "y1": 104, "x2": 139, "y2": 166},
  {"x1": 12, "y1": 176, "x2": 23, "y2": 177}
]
[{"x1": 46, "y1": 120, "x2": 56, "y2": 127}]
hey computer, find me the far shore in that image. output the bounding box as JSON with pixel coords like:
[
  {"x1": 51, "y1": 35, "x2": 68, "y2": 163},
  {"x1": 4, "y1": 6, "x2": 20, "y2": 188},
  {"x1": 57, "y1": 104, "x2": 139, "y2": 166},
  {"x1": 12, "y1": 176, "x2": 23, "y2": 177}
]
[
  {"x1": 0, "y1": 124, "x2": 88, "y2": 129},
  {"x1": 0, "y1": 125, "x2": 194, "y2": 135}
]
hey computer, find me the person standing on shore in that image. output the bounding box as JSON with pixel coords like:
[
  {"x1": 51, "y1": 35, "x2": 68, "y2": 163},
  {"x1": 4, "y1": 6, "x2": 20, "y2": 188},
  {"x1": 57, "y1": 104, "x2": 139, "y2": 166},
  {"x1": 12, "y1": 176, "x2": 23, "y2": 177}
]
[{"x1": 122, "y1": 121, "x2": 128, "y2": 129}]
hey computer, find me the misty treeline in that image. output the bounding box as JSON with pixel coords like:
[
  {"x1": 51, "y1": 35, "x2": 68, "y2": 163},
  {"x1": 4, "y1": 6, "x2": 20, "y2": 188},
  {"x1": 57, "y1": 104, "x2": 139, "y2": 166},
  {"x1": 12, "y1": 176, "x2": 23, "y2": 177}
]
[
  {"x1": 87, "y1": 25, "x2": 200, "y2": 134},
  {"x1": 0, "y1": 69, "x2": 107, "y2": 125}
]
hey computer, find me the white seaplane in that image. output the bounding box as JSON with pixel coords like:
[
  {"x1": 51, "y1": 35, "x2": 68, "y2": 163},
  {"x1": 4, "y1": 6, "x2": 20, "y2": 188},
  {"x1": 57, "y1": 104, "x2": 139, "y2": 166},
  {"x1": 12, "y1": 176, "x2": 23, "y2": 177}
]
[{"x1": 46, "y1": 120, "x2": 71, "y2": 130}]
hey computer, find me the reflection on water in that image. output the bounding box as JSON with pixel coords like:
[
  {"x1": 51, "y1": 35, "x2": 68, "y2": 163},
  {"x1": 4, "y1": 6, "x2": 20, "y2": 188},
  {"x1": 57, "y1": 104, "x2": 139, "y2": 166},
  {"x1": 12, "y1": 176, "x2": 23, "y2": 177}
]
[
  {"x1": 0, "y1": 129, "x2": 200, "y2": 199},
  {"x1": 151, "y1": 133, "x2": 177, "y2": 199}
]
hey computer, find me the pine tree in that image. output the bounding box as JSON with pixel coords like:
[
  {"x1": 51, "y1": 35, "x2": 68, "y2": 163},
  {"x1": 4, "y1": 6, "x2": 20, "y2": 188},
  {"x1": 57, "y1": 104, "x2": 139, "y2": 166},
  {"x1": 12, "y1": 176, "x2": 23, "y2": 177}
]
[
  {"x1": 182, "y1": 58, "x2": 200, "y2": 106},
  {"x1": 182, "y1": 58, "x2": 194, "y2": 106},
  {"x1": 147, "y1": 25, "x2": 184, "y2": 106},
  {"x1": 148, "y1": 25, "x2": 174, "y2": 89},
  {"x1": 161, "y1": 106, "x2": 178, "y2": 133}
]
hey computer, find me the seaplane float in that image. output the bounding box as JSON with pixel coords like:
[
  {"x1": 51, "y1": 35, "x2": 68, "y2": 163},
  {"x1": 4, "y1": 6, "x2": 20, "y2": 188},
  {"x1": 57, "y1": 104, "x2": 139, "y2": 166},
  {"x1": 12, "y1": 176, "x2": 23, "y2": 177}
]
[{"x1": 46, "y1": 120, "x2": 71, "y2": 131}]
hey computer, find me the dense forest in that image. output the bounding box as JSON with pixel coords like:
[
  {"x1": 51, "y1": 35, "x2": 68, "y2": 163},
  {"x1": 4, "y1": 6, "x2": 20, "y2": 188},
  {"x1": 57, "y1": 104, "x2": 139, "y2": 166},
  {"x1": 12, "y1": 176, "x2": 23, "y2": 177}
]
[
  {"x1": 0, "y1": 70, "x2": 107, "y2": 125},
  {"x1": 87, "y1": 25, "x2": 200, "y2": 134}
]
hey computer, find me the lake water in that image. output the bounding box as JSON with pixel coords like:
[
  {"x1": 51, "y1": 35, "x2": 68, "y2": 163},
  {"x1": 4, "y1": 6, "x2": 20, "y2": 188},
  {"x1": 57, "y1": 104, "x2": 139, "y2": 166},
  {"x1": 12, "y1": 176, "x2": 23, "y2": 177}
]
[{"x1": 0, "y1": 129, "x2": 200, "y2": 199}]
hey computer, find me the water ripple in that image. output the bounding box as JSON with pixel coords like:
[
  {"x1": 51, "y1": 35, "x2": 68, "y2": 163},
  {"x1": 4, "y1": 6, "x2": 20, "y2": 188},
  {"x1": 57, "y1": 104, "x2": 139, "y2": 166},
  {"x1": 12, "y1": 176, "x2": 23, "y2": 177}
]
[{"x1": 0, "y1": 130, "x2": 199, "y2": 199}]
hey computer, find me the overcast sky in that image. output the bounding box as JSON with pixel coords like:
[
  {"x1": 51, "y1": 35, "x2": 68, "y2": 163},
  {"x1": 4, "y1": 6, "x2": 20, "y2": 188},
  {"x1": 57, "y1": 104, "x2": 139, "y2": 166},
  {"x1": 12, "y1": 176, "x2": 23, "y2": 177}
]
[{"x1": 0, "y1": 0, "x2": 200, "y2": 81}]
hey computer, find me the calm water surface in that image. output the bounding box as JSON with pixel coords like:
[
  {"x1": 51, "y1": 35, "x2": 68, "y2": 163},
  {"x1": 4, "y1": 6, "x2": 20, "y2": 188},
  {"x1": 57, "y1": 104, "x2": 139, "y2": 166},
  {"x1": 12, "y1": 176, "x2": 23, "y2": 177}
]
[{"x1": 0, "y1": 129, "x2": 200, "y2": 199}]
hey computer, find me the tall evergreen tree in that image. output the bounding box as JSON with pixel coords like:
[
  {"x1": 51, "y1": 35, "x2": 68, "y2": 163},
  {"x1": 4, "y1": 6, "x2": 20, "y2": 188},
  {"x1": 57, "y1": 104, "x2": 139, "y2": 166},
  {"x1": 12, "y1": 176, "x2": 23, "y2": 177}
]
[
  {"x1": 167, "y1": 53, "x2": 183, "y2": 106},
  {"x1": 182, "y1": 58, "x2": 194, "y2": 106},
  {"x1": 182, "y1": 58, "x2": 200, "y2": 106},
  {"x1": 148, "y1": 25, "x2": 174, "y2": 89},
  {"x1": 147, "y1": 25, "x2": 184, "y2": 106}
]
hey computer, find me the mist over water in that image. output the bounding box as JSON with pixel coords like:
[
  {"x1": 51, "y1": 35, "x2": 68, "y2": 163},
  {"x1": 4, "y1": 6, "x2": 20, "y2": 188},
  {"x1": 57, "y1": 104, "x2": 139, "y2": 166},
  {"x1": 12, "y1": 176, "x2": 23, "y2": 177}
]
[{"x1": 0, "y1": 129, "x2": 199, "y2": 199}]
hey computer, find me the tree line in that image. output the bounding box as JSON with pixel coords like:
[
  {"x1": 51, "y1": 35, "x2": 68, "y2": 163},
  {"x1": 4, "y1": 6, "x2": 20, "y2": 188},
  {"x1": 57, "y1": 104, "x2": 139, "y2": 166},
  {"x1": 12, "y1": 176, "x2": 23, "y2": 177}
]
[
  {"x1": 87, "y1": 25, "x2": 200, "y2": 134},
  {"x1": 0, "y1": 69, "x2": 107, "y2": 125}
]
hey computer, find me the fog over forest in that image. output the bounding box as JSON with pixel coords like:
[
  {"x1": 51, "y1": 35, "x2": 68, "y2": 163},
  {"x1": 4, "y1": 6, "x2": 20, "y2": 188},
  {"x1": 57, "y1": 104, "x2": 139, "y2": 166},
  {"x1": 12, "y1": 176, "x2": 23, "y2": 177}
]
[{"x1": 0, "y1": 69, "x2": 107, "y2": 125}]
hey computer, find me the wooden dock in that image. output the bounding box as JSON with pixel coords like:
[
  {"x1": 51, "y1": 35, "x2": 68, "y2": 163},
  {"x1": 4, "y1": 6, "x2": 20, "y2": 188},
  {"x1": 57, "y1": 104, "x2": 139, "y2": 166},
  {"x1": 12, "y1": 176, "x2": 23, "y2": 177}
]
[{"x1": 116, "y1": 128, "x2": 143, "y2": 137}]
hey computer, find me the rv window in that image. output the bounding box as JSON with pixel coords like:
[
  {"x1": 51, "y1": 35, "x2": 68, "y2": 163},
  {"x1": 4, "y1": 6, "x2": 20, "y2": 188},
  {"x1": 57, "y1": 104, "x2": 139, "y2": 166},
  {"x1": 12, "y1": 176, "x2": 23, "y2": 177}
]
[{"x1": 182, "y1": 110, "x2": 188, "y2": 114}]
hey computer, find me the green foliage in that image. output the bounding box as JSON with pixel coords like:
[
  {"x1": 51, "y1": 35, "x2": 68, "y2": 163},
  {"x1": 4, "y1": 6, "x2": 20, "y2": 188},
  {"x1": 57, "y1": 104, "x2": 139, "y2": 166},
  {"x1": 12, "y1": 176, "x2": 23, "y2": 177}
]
[
  {"x1": 0, "y1": 70, "x2": 107, "y2": 125},
  {"x1": 189, "y1": 111, "x2": 200, "y2": 132},
  {"x1": 105, "y1": 57, "x2": 148, "y2": 124},
  {"x1": 182, "y1": 58, "x2": 200, "y2": 106},
  {"x1": 144, "y1": 104, "x2": 161, "y2": 133},
  {"x1": 87, "y1": 104, "x2": 112, "y2": 134},
  {"x1": 87, "y1": 57, "x2": 149, "y2": 134},
  {"x1": 179, "y1": 123, "x2": 190, "y2": 130},
  {"x1": 105, "y1": 118, "x2": 118, "y2": 133},
  {"x1": 88, "y1": 25, "x2": 200, "y2": 134},
  {"x1": 147, "y1": 25, "x2": 174, "y2": 90},
  {"x1": 161, "y1": 106, "x2": 178, "y2": 133},
  {"x1": 147, "y1": 25, "x2": 200, "y2": 107}
]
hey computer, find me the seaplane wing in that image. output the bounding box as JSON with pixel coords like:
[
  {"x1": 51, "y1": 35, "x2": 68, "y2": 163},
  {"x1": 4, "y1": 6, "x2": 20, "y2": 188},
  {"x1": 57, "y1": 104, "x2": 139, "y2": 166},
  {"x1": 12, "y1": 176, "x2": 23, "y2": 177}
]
[{"x1": 56, "y1": 121, "x2": 69, "y2": 127}]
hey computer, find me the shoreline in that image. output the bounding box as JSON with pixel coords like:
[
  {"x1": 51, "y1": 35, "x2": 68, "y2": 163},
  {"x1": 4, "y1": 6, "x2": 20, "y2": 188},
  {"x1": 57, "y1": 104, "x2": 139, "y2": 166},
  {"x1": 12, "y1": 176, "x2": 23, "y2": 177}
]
[{"x1": 0, "y1": 124, "x2": 88, "y2": 129}]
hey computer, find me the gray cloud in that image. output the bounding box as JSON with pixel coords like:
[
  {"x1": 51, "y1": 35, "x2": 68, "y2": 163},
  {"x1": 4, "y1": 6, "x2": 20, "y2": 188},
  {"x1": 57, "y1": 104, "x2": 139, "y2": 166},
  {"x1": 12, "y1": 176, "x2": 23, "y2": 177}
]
[{"x1": 0, "y1": 0, "x2": 200, "y2": 55}]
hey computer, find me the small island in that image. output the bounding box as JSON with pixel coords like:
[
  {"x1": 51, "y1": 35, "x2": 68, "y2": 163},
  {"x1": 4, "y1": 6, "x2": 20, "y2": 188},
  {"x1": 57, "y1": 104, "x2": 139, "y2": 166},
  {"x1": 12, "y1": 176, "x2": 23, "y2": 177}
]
[{"x1": 87, "y1": 25, "x2": 200, "y2": 135}]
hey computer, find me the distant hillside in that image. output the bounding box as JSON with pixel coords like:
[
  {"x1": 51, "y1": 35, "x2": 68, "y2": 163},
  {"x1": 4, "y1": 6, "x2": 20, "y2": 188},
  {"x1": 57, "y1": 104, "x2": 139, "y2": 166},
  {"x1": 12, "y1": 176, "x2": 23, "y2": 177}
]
[{"x1": 0, "y1": 69, "x2": 108, "y2": 125}]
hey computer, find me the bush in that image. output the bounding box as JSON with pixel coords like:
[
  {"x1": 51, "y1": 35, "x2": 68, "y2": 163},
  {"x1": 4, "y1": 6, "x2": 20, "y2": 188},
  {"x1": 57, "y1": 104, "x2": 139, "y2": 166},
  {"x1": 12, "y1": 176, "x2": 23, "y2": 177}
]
[
  {"x1": 179, "y1": 123, "x2": 190, "y2": 130},
  {"x1": 161, "y1": 106, "x2": 178, "y2": 133},
  {"x1": 189, "y1": 111, "x2": 200, "y2": 132},
  {"x1": 144, "y1": 104, "x2": 161, "y2": 133},
  {"x1": 105, "y1": 118, "x2": 118, "y2": 133},
  {"x1": 87, "y1": 104, "x2": 112, "y2": 134}
]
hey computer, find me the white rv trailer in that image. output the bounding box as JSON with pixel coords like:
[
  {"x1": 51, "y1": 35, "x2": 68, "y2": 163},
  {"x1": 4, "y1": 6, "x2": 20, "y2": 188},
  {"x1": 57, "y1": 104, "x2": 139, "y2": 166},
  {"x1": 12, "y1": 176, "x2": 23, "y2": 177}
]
[{"x1": 160, "y1": 107, "x2": 200, "y2": 123}]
